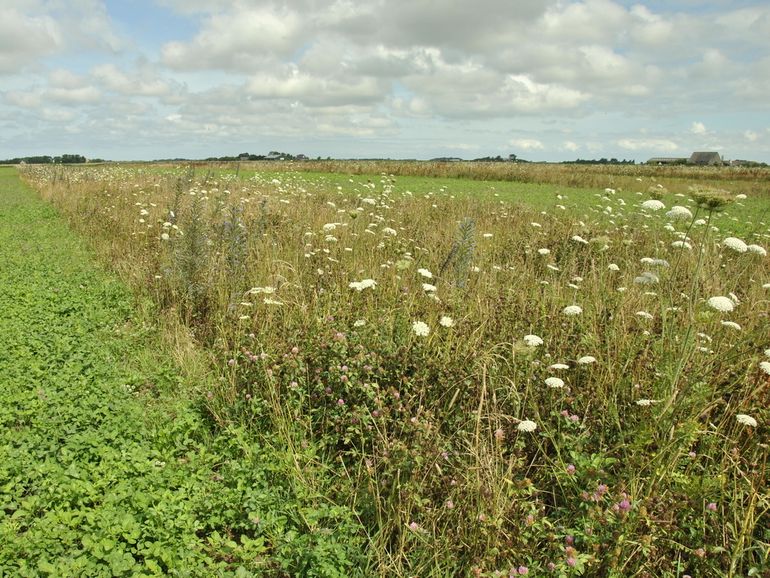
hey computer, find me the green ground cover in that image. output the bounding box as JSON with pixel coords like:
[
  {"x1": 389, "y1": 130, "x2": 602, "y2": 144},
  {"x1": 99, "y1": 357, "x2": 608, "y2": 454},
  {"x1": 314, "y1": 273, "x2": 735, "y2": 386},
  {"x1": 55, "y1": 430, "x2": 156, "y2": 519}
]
[{"x1": 0, "y1": 168, "x2": 362, "y2": 577}]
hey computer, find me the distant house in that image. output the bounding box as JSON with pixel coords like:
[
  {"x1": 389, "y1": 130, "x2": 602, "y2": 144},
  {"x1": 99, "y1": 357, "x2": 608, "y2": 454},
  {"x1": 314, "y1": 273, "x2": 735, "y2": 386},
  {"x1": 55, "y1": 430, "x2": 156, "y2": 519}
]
[
  {"x1": 265, "y1": 152, "x2": 283, "y2": 160},
  {"x1": 647, "y1": 157, "x2": 687, "y2": 165},
  {"x1": 688, "y1": 151, "x2": 722, "y2": 166}
]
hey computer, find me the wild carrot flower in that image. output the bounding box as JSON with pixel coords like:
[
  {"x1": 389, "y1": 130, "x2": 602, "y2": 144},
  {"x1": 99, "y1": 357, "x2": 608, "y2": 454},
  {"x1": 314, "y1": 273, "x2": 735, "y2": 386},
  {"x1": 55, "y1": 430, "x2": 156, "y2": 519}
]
[
  {"x1": 760, "y1": 361, "x2": 770, "y2": 375},
  {"x1": 417, "y1": 268, "x2": 433, "y2": 278},
  {"x1": 517, "y1": 419, "x2": 537, "y2": 432},
  {"x1": 545, "y1": 377, "x2": 565, "y2": 388},
  {"x1": 721, "y1": 321, "x2": 741, "y2": 330},
  {"x1": 736, "y1": 414, "x2": 757, "y2": 427},
  {"x1": 523, "y1": 334, "x2": 543, "y2": 347},
  {"x1": 707, "y1": 296, "x2": 734, "y2": 312},
  {"x1": 666, "y1": 206, "x2": 693, "y2": 220},
  {"x1": 747, "y1": 244, "x2": 767, "y2": 256},
  {"x1": 723, "y1": 237, "x2": 748, "y2": 253},
  {"x1": 577, "y1": 355, "x2": 597, "y2": 365},
  {"x1": 563, "y1": 305, "x2": 582, "y2": 316},
  {"x1": 349, "y1": 279, "x2": 377, "y2": 291},
  {"x1": 412, "y1": 321, "x2": 430, "y2": 336},
  {"x1": 641, "y1": 199, "x2": 665, "y2": 211},
  {"x1": 439, "y1": 316, "x2": 455, "y2": 327}
]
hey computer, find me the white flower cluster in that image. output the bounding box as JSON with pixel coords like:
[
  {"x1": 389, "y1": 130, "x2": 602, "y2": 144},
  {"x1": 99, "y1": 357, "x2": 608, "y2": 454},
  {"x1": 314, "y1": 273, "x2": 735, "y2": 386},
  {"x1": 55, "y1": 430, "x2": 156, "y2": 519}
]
[
  {"x1": 707, "y1": 296, "x2": 735, "y2": 313},
  {"x1": 349, "y1": 279, "x2": 377, "y2": 291}
]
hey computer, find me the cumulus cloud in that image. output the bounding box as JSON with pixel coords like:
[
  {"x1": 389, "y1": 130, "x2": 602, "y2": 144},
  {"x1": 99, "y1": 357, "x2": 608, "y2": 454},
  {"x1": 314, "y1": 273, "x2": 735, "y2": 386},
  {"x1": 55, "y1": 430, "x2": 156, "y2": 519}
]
[
  {"x1": 618, "y1": 138, "x2": 679, "y2": 152},
  {"x1": 2, "y1": 0, "x2": 770, "y2": 161},
  {"x1": 509, "y1": 138, "x2": 545, "y2": 150}
]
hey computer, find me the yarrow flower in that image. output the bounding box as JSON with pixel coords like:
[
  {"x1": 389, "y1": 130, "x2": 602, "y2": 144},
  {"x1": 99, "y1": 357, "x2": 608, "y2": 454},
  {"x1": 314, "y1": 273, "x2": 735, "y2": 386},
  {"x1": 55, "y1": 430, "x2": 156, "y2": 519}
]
[
  {"x1": 707, "y1": 296, "x2": 735, "y2": 313},
  {"x1": 517, "y1": 419, "x2": 537, "y2": 432},
  {"x1": 523, "y1": 334, "x2": 543, "y2": 347},
  {"x1": 563, "y1": 305, "x2": 583, "y2": 316},
  {"x1": 641, "y1": 199, "x2": 665, "y2": 211},
  {"x1": 412, "y1": 321, "x2": 430, "y2": 336},
  {"x1": 736, "y1": 414, "x2": 757, "y2": 427},
  {"x1": 723, "y1": 237, "x2": 748, "y2": 253}
]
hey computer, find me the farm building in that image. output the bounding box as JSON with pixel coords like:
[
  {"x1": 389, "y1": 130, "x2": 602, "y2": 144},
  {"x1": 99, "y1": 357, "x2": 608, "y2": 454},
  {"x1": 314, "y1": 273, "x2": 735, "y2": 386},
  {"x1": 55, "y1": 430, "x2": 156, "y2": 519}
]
[
  {"x1": 688, "y1": 151, "x2": 723, "y2": 166},
  {"x1": 647, "y1": 157, "x2": 687, "y2": 165}
]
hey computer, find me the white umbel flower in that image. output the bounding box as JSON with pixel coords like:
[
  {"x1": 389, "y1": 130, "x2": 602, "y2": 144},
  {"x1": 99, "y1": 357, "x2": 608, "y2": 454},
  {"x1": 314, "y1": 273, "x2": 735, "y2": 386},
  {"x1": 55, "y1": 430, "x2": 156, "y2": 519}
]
[
  {"x1": 417, "y1": 268, "x2": 433, "y2": 278},
  {"x1": 736, "y1": 414, "x2": 757, "y2": 427},
  {"x1": 641, "y1": 200, "x2": 665, "y2": 211},
  {"x1": 545, "y1": 377, "x2": 565, "y2": 388},
  {"x1": 747, "y1": 244, "x2": 767, "y2": 256},
  {"x1": 439, "y1": 316, "x2": 455, "y2": 327},
  {"x1": 723, "y1": 237, "x2": 748, "y2": 253},
  {"x1": 349, "y1": 279, "x2": 377, "y2": 291},
  {"x1": 563, "y1": 305, "x2": 583, "y2": 316},
  {"x1": 608, "y1": 263, "x2": 620, "y2": 271},
  {"x1": 577, "y1": 355, "x2": 597, "y2": 365},
  {"x1": 666, "y1": 206, "x2": 693, "y2": 220},
  {"x1": 707, "y1": 296, "x2": 735, "y2": 313},
  {"x1": 517, "y1": 419, "x2": 538, "y2": 432},
  {"x1": 412, "y1": 321, "x2": 430, "y2": 336},
  {"x1": 523, "y1": 334, "x2": 543, "y2": 347},
  {"x1": 759, "y1": 361, "x2": 770, "y2": 375},
  {"x1": 721, "y1": 320, "x2": 741, "y2": 330}
]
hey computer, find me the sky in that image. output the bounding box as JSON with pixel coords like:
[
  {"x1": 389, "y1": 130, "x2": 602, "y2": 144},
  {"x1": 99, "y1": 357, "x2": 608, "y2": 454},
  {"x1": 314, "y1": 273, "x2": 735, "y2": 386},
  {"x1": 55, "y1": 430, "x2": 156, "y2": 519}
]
[{"x1": 1, "y1": 0, "x2": 769, "y2": 162}]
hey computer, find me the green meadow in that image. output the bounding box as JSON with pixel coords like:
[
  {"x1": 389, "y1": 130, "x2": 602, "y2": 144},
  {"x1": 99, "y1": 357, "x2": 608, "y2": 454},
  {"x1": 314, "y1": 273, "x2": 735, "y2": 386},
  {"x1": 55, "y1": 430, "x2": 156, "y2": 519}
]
[{"x1": 3, "y1": 162, "x2": 769, "y2": 576}]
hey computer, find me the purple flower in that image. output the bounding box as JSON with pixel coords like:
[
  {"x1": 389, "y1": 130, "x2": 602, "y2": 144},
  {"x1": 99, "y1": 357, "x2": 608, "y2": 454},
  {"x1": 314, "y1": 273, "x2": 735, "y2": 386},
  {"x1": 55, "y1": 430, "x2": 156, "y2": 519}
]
[
  {"x1": 707, "y1": 502, "x2": 717, "y2": 512},
  {"x1": 566, "y1": 464, "x2": 576, "y2": 475},
  {"x1": 517, "y1": 566, "x2": 529, "y2": 575}
]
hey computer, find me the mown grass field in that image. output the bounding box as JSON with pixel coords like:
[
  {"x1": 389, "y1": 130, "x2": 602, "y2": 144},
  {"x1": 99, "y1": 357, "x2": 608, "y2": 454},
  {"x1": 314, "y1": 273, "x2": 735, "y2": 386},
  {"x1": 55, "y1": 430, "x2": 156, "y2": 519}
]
[{"x1": 9, "y1": 162, "x2": 770, "y2": 576}]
